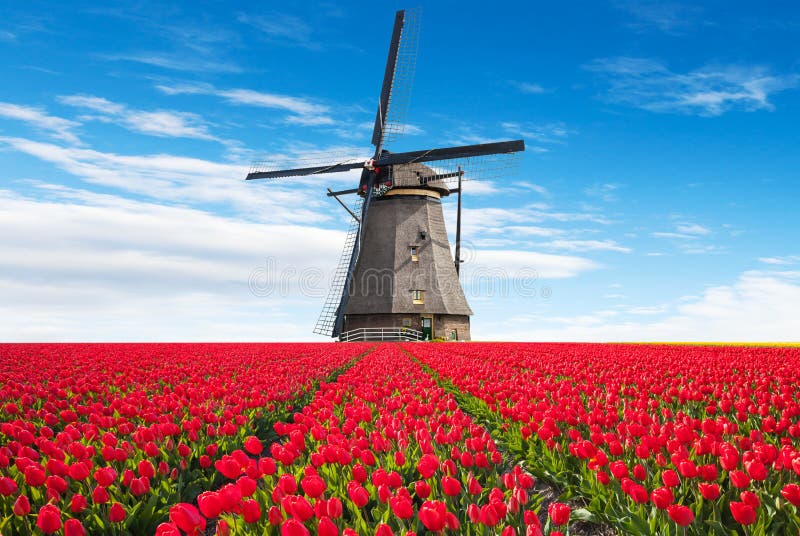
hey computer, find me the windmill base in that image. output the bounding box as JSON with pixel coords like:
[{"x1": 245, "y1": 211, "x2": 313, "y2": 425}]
[{"x1": 343, "y1": 314, "x2": 470, "y2": 341}]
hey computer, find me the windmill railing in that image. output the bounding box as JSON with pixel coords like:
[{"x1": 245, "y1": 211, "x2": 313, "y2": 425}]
[{"x1": 339, "y1": 327, "x2": 424, "y2": 342}]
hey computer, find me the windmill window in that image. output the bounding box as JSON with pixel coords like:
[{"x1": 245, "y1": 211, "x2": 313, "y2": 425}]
[
  {"x1": 412, "y1": 290, "x2": 425, "y2": 304},
  {"x1": 410, "y1": 246, "x2": 419, "y2": 262}
]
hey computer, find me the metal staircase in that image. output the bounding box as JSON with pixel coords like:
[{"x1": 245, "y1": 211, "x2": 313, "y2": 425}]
[{"x1": 313, "y1": 196, "x2": 364, "y2": 336}]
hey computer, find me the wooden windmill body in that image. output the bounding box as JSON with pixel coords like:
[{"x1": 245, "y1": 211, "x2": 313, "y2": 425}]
[{"x1": 247, "y1": 10, "x2": 524, "y2": 341}]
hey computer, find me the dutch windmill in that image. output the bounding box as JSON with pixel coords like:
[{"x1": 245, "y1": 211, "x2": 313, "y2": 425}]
[{"x1": 246, "y1": 9, "x2": 525, "y2": 341}]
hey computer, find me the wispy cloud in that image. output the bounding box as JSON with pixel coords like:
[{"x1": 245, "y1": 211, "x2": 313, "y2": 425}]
[
  {"x1": 584, "y1": 183, "x2": 621, "y2": 202},
  {"x1": 514, "y1": 182, "x2": 550, "y2": 196},
  {"x1": 612, "y1": 1, "x2": 702, "y2": 35},
  {"x1": 0, "y1": 30, "x2": 16, "y2": 42},
  {"x1": 101, "y1": 52, "x2": 243, "y2": 74},
  {"x1": 236, "y1": 12, "x2": 318, "y2": 50},
  {"x1": 0, "y1": 136, "x2": 336, "y2": 224},
  {"x1": 586, "y1": 57, "x2": 799, "y2": 116},
  {"x1": 501, "y1": 121, "x2": 569, "y2": 144},
  {"x1": 506, "y1": 81, "x2": 547, "y2": 94},
  {"x1": 651, "y1": 222, "x2": 726, "y2": 255},
  {"x1": 675, "y1": 223, "x2": 711, "y2": 235},
  {"x1": 0, "y1": 102, "x2": 80, "y2": 144},
  {"x1": 156, "y1": 83, "x2": 334, "y2": 126},
  {"x1": 759, "y1": 255, "x2": 800, "y2": 265},
  {"x1": 540, "y1": 239, "x2": 631, "y2": 253},
  {"x1": 59, "y1": 94, "x2": 217, "y2": 141},
  {"x1": 652, "y1": 221, "x2": 711, "y2": 240}
]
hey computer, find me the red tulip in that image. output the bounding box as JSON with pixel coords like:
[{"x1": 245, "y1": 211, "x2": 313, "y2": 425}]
[
  {"x1": 155, "y1": 522, "x2": 181, "y2": 536},
  {"x1": 268, "y1": 505, "x2": 283, "y2": 525},
  {"x1": 92, "y1": 485, "x2": 110, "y2": 504},
  {"x1": 109, "y1": 502, "x2": 127, "y2": 523},
  {"x1": 698, "y1": 482, "x2": 720, "y2": 500},
  {"x1": 24, "y1": 465, "x2": 46, "y2": 487},
  {"x1": 0, "y1": 476, "x2": 18, "y2": 496},
  {"x1": 548, "y1": 502, "x2": 570, "y2": 526},
  {"x1": 389, "y1": 495, "x2": 414, "y2": 519},
  {"x1": 327, "y1": 496, "x2": 343, "y2": 518},
  {"x1": 36, "y1": 504, "x2": 62, "y2": 534},
  {"x1": 301, "y1": 474, "x2": 326, "y2": 498},
  {"x1": 375, "y1": 524, "x2": 393, "y2": 536},
  {"x1": 650, "y1": 486, "x2": 674, "y2": 509},
  {"x1": 64, "y1": 518, "x2": 87, "y2": 536},
  {"x1": 730, "y1": 470, "x2": 750, "y2": 489},
  {"x1": 417, "y1": 454, "x2": 439, "y2": 479},
  {"x1": 666, "y1": 504, "x2": 694, "y2": 526},
  {"x1": 441, "y1": 475, "x2": 461, "y2": 496},
  {"x1": 661, "y1": 469, "x2": 680, "y2": 488},
  {"x1": 318, "y1": 516, "x2": 339, "y2": 536},
  {"x1": 729, "y1": 501, "x2": 757, "y2": 525},
  {"x1": 244, "y1": 435, "x2": 263, "y2": 455},
  {"x1": 419, "y1": 501, "x2": 448, "y2": 531},
  {"x1": 740, "y1": 491, "x2": 760, "y2": 510},
  {"x1": 197, "y1": 491, "x2": 223, "y2": 518},
  {"x1": 242, "y1": 499, "x2": 261, "y2": 523},
  {"x1": 281, "y1": 519, "x2": 311, "y2": 536},
  {"x1": 169, "y1": 503, "x2": 206, "y2": 535},
  {"x1": 347, "y1": 483, "x2": 369, "y2": 508},
  {"x1": 782, "y1": 483, "x2": 800, "y2": 507},
  {"x1": 13, "y1": 494, "x2": 30, "y2": 516},
  {"x1": 93, "y1": 466, "x2": 117, "y2": 487}
]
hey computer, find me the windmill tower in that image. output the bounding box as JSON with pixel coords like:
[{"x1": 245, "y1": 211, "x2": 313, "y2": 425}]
[{"x1": 247, "y1": 9, "x2": 525, "y2": 341}]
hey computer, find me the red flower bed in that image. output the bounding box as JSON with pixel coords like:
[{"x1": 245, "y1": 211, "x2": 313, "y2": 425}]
[
  {"x1": 0, "y1": 343, "x2": 370, "y2": 534},
  {"x1": 405, "y1": 343, "x2": 800, "y2": 534},
  {"x1": 3, "y1": 342, "x2": 799, "y2": 535},
  {"x1": 171, "y1": 344, "x2": 541, "y2": 535}
]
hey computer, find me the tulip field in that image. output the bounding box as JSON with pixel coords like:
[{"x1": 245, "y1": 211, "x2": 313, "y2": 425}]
[{"x1": 1, "y1": 343, "x2": 800, "y2": 535}]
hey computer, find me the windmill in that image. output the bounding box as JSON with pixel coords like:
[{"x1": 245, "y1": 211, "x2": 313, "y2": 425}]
[{"x1": 246, "y1": 9, "x2": 525, "y2": 341}]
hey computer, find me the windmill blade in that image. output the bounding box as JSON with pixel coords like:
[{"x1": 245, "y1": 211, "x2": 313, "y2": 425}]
[
  {"x1": 376, "y1": 139, "x2": 524, "y2": 167},
  {"x1": 314, "y1": 195, "x2": 364, "y2": 337},
  {"x1": 247, "y1": 150, "x2": 367, "y2": 181},
  {"x1": 247, "y1": 161, "x2": 365, "y2": 180},
  {"x1": 389, "y1": 149, "x2": 523, "y2": 190},
  {"x1": 371, "y1": 8, "x2": 421, "y2": 153}
]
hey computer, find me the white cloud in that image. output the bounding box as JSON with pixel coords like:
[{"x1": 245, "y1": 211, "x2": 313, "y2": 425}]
[
  {"x1": 59, "y1": 94, "x2": 217, "y2": 140},
  {"x1": 675, "y1": 222, "x2": 711, "y2": 235},
  {"x1": 586, "y1": 57, "x2": 799, "y2": 116},
  {"x1": 613, "y1": 1, "x2": 701, "y2": 35},
  {"x1": 236, "y1": 12, "x2": 317, "y2": 50},
  {"x1": 651, "y1": 222, "x2": 715, "y2": 252},
  {"x1": 0, "y1": 186, "x2": 343, "y2": 341},
  {"x1": 0, "y1": 136, "x2": 337, "y2": 224},
  {"x1": 463, "y1": 249, "x2": 599, "y2": 280},
  {"x1": 156, "y1": 83, "x2": 333, "y2": 125},
  {"x1": 101, "y1": 53, "x2": 243, "y2": 74},
  {"x1": 480, "y1": 270, "x2": 800, "y2": 341},
  {"x1": 584, "y1": 183, "x2": 621, "y2": 202},
  {"x1": 0, "y1": 30, "x2": 16, "y2": 42},
  {"x1": 759, "y1": 255, "x2": 800, "y2": 265},
  {"x1": 501, "y1": 121, "x2": 569, "y2": 144},
  {"x1": 514, "y1": 182, "x2": 550, "y2": 196},
  {"x1": 541, "y1": 239, "x2": 631, "y2": 253},
  {"x1": 0, "y1": 102, "x2": 81, "y2": 144},
  {"x1": 507, "y1": 81, "x2": 547, "y2": 94}
]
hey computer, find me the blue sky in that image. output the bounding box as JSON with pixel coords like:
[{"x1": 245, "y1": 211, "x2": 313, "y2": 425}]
[{"x1": 1, "y1": 1, "x2": 799, "y2": 341}]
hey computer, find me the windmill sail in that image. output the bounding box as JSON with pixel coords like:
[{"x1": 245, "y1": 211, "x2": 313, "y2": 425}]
[
  {"x1": 372, "y1": 8, "x2": 421, "y2": 152},
  {"x1": 313, "y1": 195, "x2": 364, "y2": 336}
]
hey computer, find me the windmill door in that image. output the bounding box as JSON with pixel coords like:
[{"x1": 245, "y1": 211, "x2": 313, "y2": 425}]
[{"x1": 421, "y1": 317, "x2": 432, "y2": 340}]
